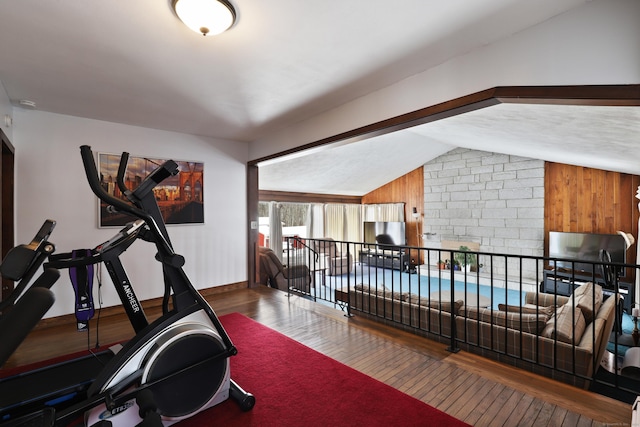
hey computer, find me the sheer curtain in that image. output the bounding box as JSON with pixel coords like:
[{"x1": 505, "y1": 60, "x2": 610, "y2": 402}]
[
  {"x1": 266, "y1": 202, "x2": 401, "y2": 255},
  {"x1": 324, "y1": 204, "x2": 345, "y2": 240},
  {"x1": 306, "y1": 203, "x2": 325, "y2": 238},
  {"x1": 344, "y1": 204, "x2": 362, "y2": 243},
  {"x1": 269, "y1": 202, "x2": 283, "y2": 261},
  {"x1": 362, "y1": 203, "x2": 405, "y2": 222}
]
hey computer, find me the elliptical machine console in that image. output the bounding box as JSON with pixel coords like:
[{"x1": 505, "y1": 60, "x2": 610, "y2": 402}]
[{"x1": 0, "y1": 146, "x2": 254, "y2": 426}]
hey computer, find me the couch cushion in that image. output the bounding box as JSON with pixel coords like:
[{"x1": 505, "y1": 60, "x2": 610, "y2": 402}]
[
  {"x1": 464, "y1": 307, "x2": 549, "y2": 334},
  {"x1": 498, "y1": 303, "x2": 556, "y2": 317},
  {"x1": 571, "y1": 282, "x2": 603, "y2": 323},
  {"x1": 406, "y1": 294, "x2": 463, "y2": 313},
  {"x1": 524, "y1": 292, "x2": 570, "y2": 307},
  {"x1": 541, "y1": 303, "x2": 586, "y2": 344},
  {"x1": 354, "y1": 283, "x2": 408, "y2": 301}
]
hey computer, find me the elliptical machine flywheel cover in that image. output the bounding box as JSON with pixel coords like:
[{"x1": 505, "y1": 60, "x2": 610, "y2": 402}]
[{"x1": 141, "y1": 324, "x2": 229, "y2": 418}]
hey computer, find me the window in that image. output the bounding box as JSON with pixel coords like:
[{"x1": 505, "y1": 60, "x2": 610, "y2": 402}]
[{"x1": 258, "y1": 202, "x2": 309, "y2": 248}]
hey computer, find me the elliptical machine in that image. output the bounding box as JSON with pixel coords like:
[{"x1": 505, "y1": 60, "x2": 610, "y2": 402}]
[
  {"x1": 0, "y1": 219, "x2": 60, "y2": 369},
  {"x1": 0, "y1": 146, "x2": 254, "y2": 426}
]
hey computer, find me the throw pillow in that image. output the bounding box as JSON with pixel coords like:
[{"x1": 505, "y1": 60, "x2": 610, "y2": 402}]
[
  {"x1": 541, "y1": 303, "x2": 586, "y2": 344},
  {"x1": 571, "y1": 282, "x2": 603, "y2": 323},
  {"x1": 498, "y1": 303, "x2": 556, "y2": 317}
]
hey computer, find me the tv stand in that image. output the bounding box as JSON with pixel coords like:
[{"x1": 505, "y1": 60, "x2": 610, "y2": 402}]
[
  {"x1": 542, "y1": 269, "x2": 634, "y2": 314},
  {"x1": 359, "y1": 248, "x2": 405, "y2": 271}
]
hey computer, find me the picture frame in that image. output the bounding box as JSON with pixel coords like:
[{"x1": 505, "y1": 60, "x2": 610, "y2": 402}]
[{"x1": 97, "y1": 152, "x2": 204, "y2": 227}]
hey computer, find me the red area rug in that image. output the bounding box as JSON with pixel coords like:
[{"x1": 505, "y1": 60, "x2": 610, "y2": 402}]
[
  {"x1": 178, "y1": 312, "x2": 469, "y2": 427},
  {"x1": 1, "y1": 314, "x2": 468, "y2": 426}
]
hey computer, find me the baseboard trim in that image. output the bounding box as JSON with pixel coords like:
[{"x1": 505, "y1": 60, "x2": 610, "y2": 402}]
[{"x1": 34, "y1": 281, "x2": 249, "y2": 330}]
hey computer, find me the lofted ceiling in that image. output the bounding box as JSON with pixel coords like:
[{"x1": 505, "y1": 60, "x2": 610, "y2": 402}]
[
  {"x1": 258, "y1": 103, "x2": 640, "y2": 195},
  {"x1": 1, "y1": 1, "x2": 638, "y2": 196}
]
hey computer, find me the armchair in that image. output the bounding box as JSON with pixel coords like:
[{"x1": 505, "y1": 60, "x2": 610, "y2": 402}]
[
  {"x1": 259, "y1": 247, "x2": 312, "y2": 293},
  {"x1": 311, "y1": 238, "x2": 352, "y2": 276}
]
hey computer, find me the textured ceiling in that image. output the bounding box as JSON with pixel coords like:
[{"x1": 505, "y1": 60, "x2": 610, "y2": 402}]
[{"x1": 258, "y1": 104, "x2": 640, "y2": 196}]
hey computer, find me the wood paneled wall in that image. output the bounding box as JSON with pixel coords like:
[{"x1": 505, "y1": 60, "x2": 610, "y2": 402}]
[
  {"x1": 544, "y1": 162, "x2": 640, "y2": 280},
  {"x1": 362, "y1": 166, "x2": 424, "y2": 251},
  {"x1": 545, "y1": 162, "x2": 640, "y2": 238}
]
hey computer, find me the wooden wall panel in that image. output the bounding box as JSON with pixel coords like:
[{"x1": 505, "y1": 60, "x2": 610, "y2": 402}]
[
  {"x1": 362, "y1": 166, "x2": 424, "y2": 253},
  {"x1": 248, "y1": 165, "x2": 260, "y2": 286},
  {"x1": 544, "y1": 162, "x2": 640, "y2": 282},
  {"x1": 545, "y1": 163, "x2": 639, "y2": 236}
]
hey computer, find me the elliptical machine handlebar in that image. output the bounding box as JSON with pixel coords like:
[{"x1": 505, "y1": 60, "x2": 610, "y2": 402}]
[
  {"x1": 114, "y1": 150, "x2": 179, "y2": 207},
  {"x1": 79, "y1": 146, "x2": 179, "y2": 266},
  {"x1": 116, "y1": 151, "x2": 129, "y2": 195},
  {"x1": 80, "y1": 145, "x2": 146, "y2": 223}
]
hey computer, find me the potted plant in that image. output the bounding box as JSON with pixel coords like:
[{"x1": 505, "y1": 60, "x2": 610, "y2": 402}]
[
  {"x1": 438, "y1": 260, "x2": 446, "y2": 270},
  {"x1": 454, "y1": 246, "x2": 477, "y2": 272},
  {"x1": 470, "y1": 262, "x2": 484, "y2": 273}
]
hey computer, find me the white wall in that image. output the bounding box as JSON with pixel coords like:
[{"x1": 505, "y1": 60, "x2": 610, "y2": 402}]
[
  {"x1": 249, "y1": 0, "x2": 640, "y2": 161},
  {"x1": 13, "y1": 109, "x2": 248, "y2": 318}
]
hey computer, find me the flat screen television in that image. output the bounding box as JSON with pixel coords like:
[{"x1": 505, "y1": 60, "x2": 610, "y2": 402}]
[
  {"x1": 548, "y1": 231, "x2": 626, "y2": 275},
  {"x1": 363, "y1": 221, "x2": 406, "y2": 248}
]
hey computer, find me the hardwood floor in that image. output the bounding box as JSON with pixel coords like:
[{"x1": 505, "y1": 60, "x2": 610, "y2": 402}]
[{"x1": 2, "y1": 286, "x2": 633, "y2": 426}]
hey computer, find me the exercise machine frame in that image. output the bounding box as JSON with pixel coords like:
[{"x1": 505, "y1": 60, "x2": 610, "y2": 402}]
[{"x1": 0, "y1": 146, "x2": 254, "y2": 426}]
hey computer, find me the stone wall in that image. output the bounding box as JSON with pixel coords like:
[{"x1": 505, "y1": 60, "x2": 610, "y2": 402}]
[{"x1": 422, "y1": 148, "x2": 544, "y2": 279}]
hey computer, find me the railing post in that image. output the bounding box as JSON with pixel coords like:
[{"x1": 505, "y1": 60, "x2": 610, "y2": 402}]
[
  {"x1": 447, "y1": 249, "x2": 460, "y2": 353},
  {"x1": 285, "y1": 236, "x2": 292, "y2": 299},
  {"x1": 345, "y1": 242, "x2": 353, "y2": 317}
]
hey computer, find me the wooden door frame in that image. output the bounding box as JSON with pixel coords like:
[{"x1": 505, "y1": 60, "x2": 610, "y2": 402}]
[{"x1": 0, "y1": 128, "x2": 14, "y2": 305}]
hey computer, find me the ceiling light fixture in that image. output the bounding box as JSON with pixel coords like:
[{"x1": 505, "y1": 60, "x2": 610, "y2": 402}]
[
  {"x1": 172, "y1": 0, "x2": 236, "y2": 36},
  {"x1": 18, "y1": 99, "x2": 36, "y2": 109}
]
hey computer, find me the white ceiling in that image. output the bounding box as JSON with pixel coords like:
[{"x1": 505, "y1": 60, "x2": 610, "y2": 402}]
[
  {"x1": 258, "y1": 103, "x2": 640, "y2": 195},
  {"x1": 1, "y1": 0, "x2": 637, "y2": 196}
]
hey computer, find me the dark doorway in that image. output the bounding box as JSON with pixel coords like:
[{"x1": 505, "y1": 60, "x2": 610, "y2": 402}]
[{"x1": 0, "y1": 128, "x2": 14, "y2": 305}]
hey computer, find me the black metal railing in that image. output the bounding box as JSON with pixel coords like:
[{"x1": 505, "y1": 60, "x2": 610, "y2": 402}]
[{"x1": 280, "y1": 237, "x2": 640, "y2": 402}]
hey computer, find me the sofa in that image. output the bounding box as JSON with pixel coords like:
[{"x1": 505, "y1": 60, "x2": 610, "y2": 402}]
[
  {"x1": 344, "y1": 284, "x2": 463, "y2": 338},
  {"x1": 344, "y1": 281, "x2": 616, "y2": 388}
]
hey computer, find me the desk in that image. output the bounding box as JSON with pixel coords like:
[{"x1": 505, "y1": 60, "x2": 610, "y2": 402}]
[{"x1": 431, "y1": 291, "x2": 491, "y2": 308}]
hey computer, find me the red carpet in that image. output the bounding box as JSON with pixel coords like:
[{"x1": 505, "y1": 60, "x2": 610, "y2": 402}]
[
  {"x1": 2, "y1": 314, "x2": 469, "y2": 426},
  {"x1": 178, "y1": 312, "x2": 469, "y2": 427}
]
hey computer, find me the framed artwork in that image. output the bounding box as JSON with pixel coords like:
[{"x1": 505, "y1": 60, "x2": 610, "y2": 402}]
[{"x1": 98, "y1": 153, "x2": 204, "y2": 227}]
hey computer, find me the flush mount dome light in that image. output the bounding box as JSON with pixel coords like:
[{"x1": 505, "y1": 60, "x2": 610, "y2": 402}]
[{"x1": 172, "y1": 0, "x2": 236, "y2": 36}]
